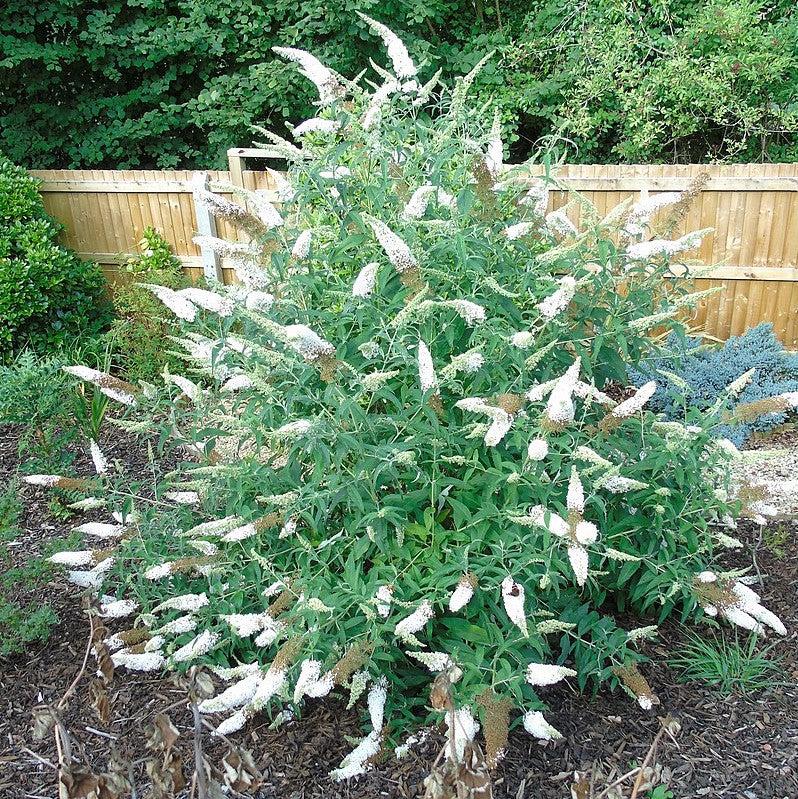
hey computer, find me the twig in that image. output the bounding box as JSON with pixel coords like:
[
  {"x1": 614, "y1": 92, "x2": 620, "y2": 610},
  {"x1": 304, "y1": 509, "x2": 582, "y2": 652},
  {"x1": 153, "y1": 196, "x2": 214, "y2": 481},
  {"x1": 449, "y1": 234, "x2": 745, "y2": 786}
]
[
  {"x1": 593, "y1": 766, "x2": 641, "y2": 799},
  {"x1": 191, "y1": 701, "x2": 208, "y2": 799},
  {"x1": 20, "y1": 747, "x2": 58, "y2": 771},
  {"x1": 57, "y1": 609, "x2": 95, "y2": 711},
  {"x1": 629, "y1": 716, "x2": 674, "y2": 799},
  {"x1": 84, "y1": 725, "x2": 118, "y2": 740}
]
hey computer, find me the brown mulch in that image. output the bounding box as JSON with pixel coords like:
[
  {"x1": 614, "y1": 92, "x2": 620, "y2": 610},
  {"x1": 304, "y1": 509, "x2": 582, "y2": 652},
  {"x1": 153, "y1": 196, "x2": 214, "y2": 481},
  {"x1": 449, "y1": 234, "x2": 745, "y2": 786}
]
[{"x1": 1, "y1": 425, "x2": 796, "y2": 799}]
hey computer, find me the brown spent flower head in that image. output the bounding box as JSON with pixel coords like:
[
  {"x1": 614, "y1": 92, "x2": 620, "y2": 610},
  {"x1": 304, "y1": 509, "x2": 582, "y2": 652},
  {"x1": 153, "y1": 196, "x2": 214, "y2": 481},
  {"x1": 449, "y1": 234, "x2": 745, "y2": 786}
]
[
  {"x1": 267, "y1": 586, "x2": 297, "y2": 618},
  {"x1": 494, "y1": 393, "x2": 525, "y2": 415},
  {"x1": 255, "y1": 512, "x2": 283, "y2": 532},
  {"x1": 655, "y1": 172, "x2": 710, "y2": 236},
  {"x1": 317, "y1": 353, "x2": 339, "y2": 383},
  {"x1": 271, "y1": 636, "x2": 304, "y2": 672},
  {"x1": 429, "y1": 670, "x2": 454, "y2": 712},
  {"x1": 331, "y1": 641, "x2": 374, "y2": 685},
  {"x1": 477, "y1": 689, "x2": 512, "y2": 768},
  {"x1": 612, "y1": 662, "x2": 659, "y2": 710},
  {"x1": 115, "y1": 628, "x2": 152, "y2": 647},
  {"x1": 169, "y1": 556, "x2": 218, "y2": 575},
  {"x1": 725, "y1": 395, "x2": 794, "y2": 424}
]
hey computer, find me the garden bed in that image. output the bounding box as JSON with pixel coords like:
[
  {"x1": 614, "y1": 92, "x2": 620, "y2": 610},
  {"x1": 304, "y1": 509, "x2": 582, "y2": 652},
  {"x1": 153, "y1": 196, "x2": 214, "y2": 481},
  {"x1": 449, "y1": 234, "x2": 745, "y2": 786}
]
[{"x1": 1, "y1": 424, "x2": 796, "y2": 799}]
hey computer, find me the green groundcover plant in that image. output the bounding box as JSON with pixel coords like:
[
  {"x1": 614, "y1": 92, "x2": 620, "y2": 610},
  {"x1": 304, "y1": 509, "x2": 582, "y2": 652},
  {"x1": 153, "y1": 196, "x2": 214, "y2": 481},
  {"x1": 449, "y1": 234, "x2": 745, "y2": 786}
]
[{"x1": 37, "y1": 22, "x2": 790, "y2": 778}]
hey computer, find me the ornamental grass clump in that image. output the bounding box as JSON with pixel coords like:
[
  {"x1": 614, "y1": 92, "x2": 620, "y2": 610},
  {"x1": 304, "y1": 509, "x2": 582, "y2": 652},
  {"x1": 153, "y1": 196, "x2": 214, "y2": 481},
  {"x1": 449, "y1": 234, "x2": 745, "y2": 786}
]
[{"x1": 42, "y1": 21, "x2": 787, "y2": 779}]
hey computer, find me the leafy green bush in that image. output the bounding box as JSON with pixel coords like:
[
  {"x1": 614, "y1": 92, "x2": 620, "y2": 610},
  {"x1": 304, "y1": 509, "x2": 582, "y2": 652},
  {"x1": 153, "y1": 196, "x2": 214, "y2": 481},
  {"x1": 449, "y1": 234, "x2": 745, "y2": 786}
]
[
  {"x1": 630, "y1": 323, "x2": 798, "y2": 446},
  {"x1": 493, "y1": 0, "x2": 798, "y2": 162},
  {"x1": 1, "y1": 0, "x2": 795, "y2": 167},
  {"x1": 0, "y1": 157, "x2": 112, "y2": 358},
  {"x1": 46, "y1": 27, "x2": 787, "y2": 777},
  {"x1": 107, "y1": 227, "x2": 195, "y2": 382}
]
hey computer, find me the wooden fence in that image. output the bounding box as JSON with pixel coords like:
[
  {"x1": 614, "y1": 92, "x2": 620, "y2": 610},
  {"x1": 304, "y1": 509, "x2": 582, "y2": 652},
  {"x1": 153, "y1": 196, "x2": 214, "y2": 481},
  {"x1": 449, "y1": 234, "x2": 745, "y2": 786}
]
[{"x1": 30, "y1": 157, "x2": 798, "y2": 347}]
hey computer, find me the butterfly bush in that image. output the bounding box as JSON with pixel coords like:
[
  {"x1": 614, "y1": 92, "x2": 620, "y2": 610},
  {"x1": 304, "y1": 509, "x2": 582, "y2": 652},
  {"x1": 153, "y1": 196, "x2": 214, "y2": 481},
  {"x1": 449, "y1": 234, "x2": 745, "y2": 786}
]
[{"x1": 45, "y1": 21, "x2": 787, "y2": 779}]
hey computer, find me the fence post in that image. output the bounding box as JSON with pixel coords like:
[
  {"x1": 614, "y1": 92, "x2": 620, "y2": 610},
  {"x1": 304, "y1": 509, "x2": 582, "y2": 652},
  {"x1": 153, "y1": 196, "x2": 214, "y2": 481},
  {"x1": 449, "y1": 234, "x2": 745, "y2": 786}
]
[{"x1": 192, "y1": 171, "x2": 223, "y2": 282}]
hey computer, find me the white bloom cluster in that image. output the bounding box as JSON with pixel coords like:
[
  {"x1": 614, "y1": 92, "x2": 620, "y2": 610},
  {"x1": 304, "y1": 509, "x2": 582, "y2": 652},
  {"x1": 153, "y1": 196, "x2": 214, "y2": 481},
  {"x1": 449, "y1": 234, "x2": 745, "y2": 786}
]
[
  {"x1": 73, "y1": 521, "x2": 126, "y2": 538},
  {"x1": 352, "y1": 262, "x2": 380, "y2": 297},
  {"x1": 455, "y1": 398, "x2": 514, "y2": 446},
  {"x1": 544, "y1": 210, "x2": 577, "y2": 237},
  {"x1": 293, "y1": 117, "x2": 341, "y2": 137},
  {"x1": 503, "y1": 221, "x2": 538, "y2": 241},
  {"x1": 361, "y1": 80, "x2": 399, "y2": 130},
  {"x1": 527, "y1": 438, "x2": 549, "y2": 461},
  {"x1": 111, "y1": 651, "x2": 165, "y2": 672},
  {"x1": 610, "y1": 381, "x2": 657, "y2": 419},
  {"x1": 400, "y1": 184, "x2": 456, "y2": 220},
  {"x1": 140, "y1": 283, "x2": 197, "y2": 321},
  {"x1": 445, "y1": 299, "x2": 486, "y2": 326},
  {"x1": 330, "y1": 677, "x2": 388, "y2": 780},
  {"x1": 501, "y1": 576, "x2": 528, "y2": 637},
  {"x1": 520, "y1": 182, "x2": 549, "y2": 217},
  {"x1": 394, "y1": 600, "x2": 434, "y2": 642},
  {"x1": 542, "y1": 358, "x2": 581, "y2": 426},
  {"x1": 622, "y1": 192, "x2": 681, "y2": 238},
  {"x1": 291, "y1": 229, "x2": 313, "y2": 259},
  {"x1": 441, "y1": 350, "x2": 484, "y2": 380},
  {"x1": 152, "y1": 593, "x2": 209, "y2": 614},
  {"x1": 272, "y1": 47, "x2": 344, "y2": 105},
  {"x1": 525, "y1": 662, "x2": 577, "y2": 686},
  {"x1": 170, "y1": 630, "x2": 221, "y2": 663},
  {"x1": 417, "y1": 340, "x2": 438, "y2": 394},
  {"x1": 99, "y1": 596, "x2": 139, "y2": 618},
  {"x1": 523, "y1": 710, "x2": 563, "y2": 741},
  {"x1": 599, "y1": 474, "x2": 648, "y2": 493},
  {"x1": 537, "y1": 276, "x2": 577, "y2": 321},
  {"x1": 89, "y1": 440, "x2": 108, "y2": 475},
  {"x1": 293, "y1": 659, "x2": 334, "y2": 703},
  {"x1": 364, "y1": 215, "x2": 417, "y2": 273},
  {"x1": 448, "y1": 575, "x2": 475, "y2": 612},
  {"x1": 62, "y1": 366, "x2": 137, "y2": 405},
  {"x1": 375, "y1": 585, "x2": 393, "y2": 617},
  {"x1": 179, "y1": 287, "x2": 234, "y2": 317},
  {"x1": 627, "y1": 229, "x2": 708, "y2": 261},
  {"x1": 445, "y1": 708, "x2": 479, "y2": 763},
  {"x1": 357, "y1": 13, "x2": 417, "y2": 79},
  {"x1": 511, "y1": 331, "x2": 536, "y2": 349},
  {"x1": 361, "y1": 370, "x2": 399, "y2": 392},
  {"x1": 282, "y1": 324, "x2": 335, "y2": 361},
  {"x1": 697, "y1": 572, "x2": 786, "y2": 635}
]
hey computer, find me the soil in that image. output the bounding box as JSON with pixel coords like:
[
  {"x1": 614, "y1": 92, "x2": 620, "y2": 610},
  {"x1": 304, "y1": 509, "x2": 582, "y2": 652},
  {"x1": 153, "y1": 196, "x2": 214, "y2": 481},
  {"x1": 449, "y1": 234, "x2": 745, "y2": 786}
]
[{"x1": 1, "y1": 425, "x2": 796, "y2": 799}]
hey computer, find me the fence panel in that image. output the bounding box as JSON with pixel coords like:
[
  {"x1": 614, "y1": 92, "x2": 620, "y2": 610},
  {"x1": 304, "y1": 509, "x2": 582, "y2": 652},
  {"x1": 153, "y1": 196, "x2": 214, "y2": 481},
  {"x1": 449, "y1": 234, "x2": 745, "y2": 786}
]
[{"x1": 29, "y1": 163, "x2": 798, "y2": 347}]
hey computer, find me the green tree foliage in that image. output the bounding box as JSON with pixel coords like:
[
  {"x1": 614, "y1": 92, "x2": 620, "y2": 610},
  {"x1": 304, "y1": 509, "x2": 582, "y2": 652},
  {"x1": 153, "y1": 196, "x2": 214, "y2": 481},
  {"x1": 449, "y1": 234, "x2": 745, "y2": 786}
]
[
  {"x1": 1, "y1": 0, "x2": 795, "y2": 168},
  {"x1": 0, "y1": 157, "x2": 112, "y2": 358}
]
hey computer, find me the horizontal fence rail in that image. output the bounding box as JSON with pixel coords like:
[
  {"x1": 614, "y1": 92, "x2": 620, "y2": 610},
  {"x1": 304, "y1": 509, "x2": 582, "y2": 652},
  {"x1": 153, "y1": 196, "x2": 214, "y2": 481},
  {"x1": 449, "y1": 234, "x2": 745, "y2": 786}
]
[{"x1": 29, "y1": 159, "x2": 798, "y2": 347}]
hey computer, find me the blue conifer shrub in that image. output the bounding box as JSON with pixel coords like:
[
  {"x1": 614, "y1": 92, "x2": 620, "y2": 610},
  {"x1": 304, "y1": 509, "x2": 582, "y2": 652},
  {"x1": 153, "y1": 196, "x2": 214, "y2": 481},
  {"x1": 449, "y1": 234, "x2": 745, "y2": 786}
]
[{"x1": 629, "y1": 323, "x2": 798, "y2": 446}]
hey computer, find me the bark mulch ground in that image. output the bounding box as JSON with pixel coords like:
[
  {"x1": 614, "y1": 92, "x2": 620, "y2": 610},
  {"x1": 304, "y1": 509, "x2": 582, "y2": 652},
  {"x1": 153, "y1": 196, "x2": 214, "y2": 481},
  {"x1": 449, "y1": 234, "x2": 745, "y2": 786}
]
[{"x1": 0, "y1": 425, "x2": 796, "y2": 799}]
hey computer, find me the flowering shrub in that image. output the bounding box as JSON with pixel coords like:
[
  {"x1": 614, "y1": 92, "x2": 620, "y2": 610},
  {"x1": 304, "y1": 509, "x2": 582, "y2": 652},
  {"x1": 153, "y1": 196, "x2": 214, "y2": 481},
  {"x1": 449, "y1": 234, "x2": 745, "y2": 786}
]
[{"x1": 40, "y1": 22, "x2": 788, "y2": 779}]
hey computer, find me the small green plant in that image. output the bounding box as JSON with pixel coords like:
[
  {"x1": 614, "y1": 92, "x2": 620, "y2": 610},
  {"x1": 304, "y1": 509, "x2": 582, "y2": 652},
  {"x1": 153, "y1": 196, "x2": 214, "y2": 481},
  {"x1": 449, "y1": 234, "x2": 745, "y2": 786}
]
[
  {"x1": 0, "y1": 484, "x2": 82, "y2": 658},
  {"x1": 668, "y1": 631, "x2": 783, "y2": 695},
  {"x1": 0, "y1": 351, "x2": 79, "y2": 469},
  {"x1": 649, "y1": 786, "x2": 674, "y2": 799},
  {"x1": 107, "y1": 227, "x2": 195, "y2": 382},
  {"x1": 0, "y1": 481, "x2": 22, "y2": 542},
  {"x1": 763, "y1": 523, "x2": 789, "y2": 558}
]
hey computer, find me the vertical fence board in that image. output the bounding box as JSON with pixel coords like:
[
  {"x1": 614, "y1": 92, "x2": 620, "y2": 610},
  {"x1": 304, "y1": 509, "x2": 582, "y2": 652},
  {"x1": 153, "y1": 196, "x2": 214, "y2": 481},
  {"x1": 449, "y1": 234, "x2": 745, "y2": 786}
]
[{"x1": 29, "y1": 164, "x2": 798, "y2": 347}]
